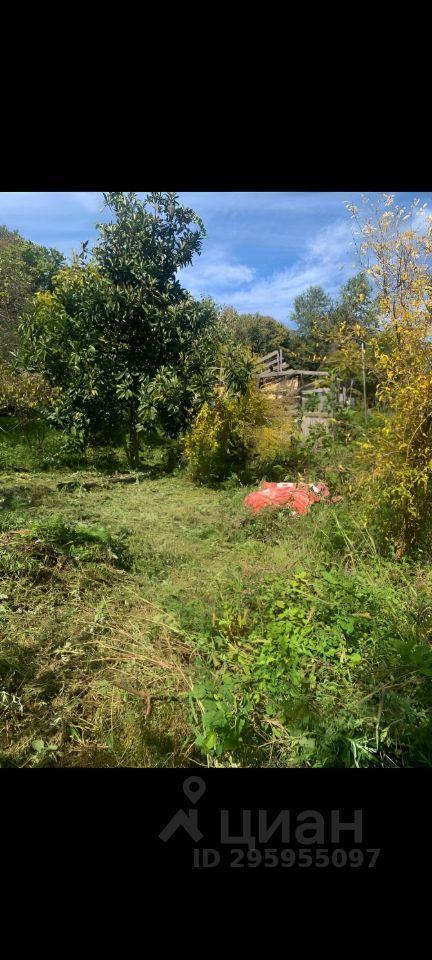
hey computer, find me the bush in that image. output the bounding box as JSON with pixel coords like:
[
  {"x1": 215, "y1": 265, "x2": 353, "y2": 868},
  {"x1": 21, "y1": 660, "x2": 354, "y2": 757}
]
[
  {"x1": 0, "y1": 362, "x2": 59, "y2": 421},
  {"x1": 345, "y1": 194, "x2": 432, "y2": 556},
  {"x1": 184, "y1": 385, "x2": 293, "y2": 483}
]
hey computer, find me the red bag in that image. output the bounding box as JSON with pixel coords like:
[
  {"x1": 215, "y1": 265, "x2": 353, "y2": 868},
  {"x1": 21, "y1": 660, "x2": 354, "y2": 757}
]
[{"x1": 244, "y1": 480, "x2": 330, "y2": 515}]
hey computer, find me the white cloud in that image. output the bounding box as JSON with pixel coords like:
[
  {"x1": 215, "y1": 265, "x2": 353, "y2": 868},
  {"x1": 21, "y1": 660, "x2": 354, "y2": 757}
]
[
  {"x1": 72, "y1": 192, "x2": 105, "y2": 213},
  {"x1": 306, "y1": 219, "x2": 354, "y2": 262},
  {"x1": 224, "y1": 266, "x2": 330, "y2": 318},
  {"x1": 178, "y1": 192, "x2": 359, "y2": 219},
  {"x1": 0, "y1": 192, "x2": 102, "y2": 213},
  {"x1": 181, "y1": 218, "x2": 357, "y2": 322},
  {"x1": 180, "y1": 247, "x2": 255, "y2": 295}
]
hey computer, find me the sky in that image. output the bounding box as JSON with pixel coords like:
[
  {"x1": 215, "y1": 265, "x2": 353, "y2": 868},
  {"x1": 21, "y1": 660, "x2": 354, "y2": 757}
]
[{"x1": 0, "y1": 191, "x2": 430, "y2": 325}]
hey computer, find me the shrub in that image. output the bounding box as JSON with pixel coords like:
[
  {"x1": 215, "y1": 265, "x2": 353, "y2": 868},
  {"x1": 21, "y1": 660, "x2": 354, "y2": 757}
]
[
  {"x1": 184, "y1": 385, "x2": 264, "y2": 482},
  {"x1": 346, "y1": 194, "x2": 432, "y2": 556},
  {"x1": 0, "y1": 362, "x2": 59, "y2": 422},
  {"x1": 246, "y1": 421, "x2": 296, "y2": 481},
  {"x1": 184, "y1": 385, "x2": 294, "y2": 483}
]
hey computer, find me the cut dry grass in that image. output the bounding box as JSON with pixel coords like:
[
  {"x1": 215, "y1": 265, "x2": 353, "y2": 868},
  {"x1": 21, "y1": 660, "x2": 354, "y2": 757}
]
[
  {"x1": 0, "y1": 464, "x2": 301, "y2": 766},
  {"x1": 0, "y1": 460, "x2": 354, "y2": 767}
]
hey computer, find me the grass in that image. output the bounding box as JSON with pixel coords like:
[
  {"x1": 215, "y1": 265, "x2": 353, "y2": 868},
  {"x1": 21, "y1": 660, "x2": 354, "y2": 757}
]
[
  {"x1": 0, "y1": 458, "x2": 322, "y2": 766},
  {"x1": 1, "y1": 426, "x2": 432, "y2": 768},
  {"x1": 0, "y1": 465, "x2": 211, "y2": 763}
]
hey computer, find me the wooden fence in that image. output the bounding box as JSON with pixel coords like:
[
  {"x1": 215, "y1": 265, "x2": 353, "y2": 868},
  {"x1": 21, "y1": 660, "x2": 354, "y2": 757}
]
[{"x1": 254, "y1": 348, "x2": 329, "y2": 384}]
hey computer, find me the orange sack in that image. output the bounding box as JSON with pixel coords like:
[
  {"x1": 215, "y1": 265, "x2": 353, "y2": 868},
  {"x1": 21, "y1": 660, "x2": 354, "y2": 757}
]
[{"x1": 244, "y1": 480, "x2": 331, "y2": 515}]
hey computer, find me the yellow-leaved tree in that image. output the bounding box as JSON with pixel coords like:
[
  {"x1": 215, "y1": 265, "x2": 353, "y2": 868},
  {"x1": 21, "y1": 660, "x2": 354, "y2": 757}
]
[{"x1": 346, "y1": 194, "x2": 432, "y2": 555}]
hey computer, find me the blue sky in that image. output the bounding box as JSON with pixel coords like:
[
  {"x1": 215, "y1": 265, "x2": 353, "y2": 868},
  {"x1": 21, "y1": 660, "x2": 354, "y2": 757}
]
[{"x1": 0, "y1": 191, "x2": 430, "y2": 325}]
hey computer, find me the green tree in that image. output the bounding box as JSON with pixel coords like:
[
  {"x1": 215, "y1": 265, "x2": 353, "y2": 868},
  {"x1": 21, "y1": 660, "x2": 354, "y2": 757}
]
[
  {"x1": 136, "y1": 297, "x2": 223, "y2": 440},
  {"x1": 331, "y1": 272, "x2": 378, "y2": 334},
  {"x1": 221, "y1": 308, "x2": 291, "y2": 355},
  {"x1": 290, "y1": 285, "x2": 333, "y2": 338},
  {"x1": 0, "y1": 226, "x2": 65, "y2": 359},
  {"x1": 220, "y1": 306, "x2": 312, "y2": 372},
  {"x1": 21, "y1": 192, "x2": 216, "y2": 466},
  {"x1": 324, "y1": 273, "x2": 380, "y2": 400},
  {"x1": 290, "y1": 285, "x2": 334, "y2": 367}
]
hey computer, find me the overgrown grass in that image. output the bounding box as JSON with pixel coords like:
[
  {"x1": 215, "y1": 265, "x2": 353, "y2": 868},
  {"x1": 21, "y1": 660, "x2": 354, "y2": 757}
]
[
  {"x1": 1, "y1": 419, "x2": 432, "y2": 767},
  {"x1": 191, "y1": 560, "x2": 432, "y2": 767}
]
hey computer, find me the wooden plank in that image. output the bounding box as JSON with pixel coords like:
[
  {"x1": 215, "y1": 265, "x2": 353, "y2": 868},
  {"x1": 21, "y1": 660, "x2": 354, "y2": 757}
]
[
  {"x1": 256, "y1": 369, "x2": 328, "y2": 381},
  {"x1": 287, "y1": 370, "x2": 329, "y2": 377},
  {"x1": 255, "y1": 350, "x2": 280, "y2": 365},
  {"x1": 257, "y1": 371, "x2": 298, "y2": 381},
  {"x1": 255, "y1": 359, "x2": 279, "y2": 371}
]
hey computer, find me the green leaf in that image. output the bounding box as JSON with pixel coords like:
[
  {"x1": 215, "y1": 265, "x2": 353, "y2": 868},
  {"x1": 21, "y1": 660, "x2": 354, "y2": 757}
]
[
  {"x1": 203, "y1": 731, "x2": 218, "y2": 750},
  {"x1": 349, "y1": 652, "x2": 362, "y2": 665}
]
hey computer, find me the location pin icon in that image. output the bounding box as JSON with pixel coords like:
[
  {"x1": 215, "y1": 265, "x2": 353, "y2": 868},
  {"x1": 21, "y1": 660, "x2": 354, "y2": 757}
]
[{"x1": 183, "y1": 776, "x2": 206, "y2": 804}]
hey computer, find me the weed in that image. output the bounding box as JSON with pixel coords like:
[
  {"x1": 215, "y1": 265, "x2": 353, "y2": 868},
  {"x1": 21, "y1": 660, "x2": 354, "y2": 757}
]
[{"x1": 190, "y1": 564, "x2": 432, "y2": 767}]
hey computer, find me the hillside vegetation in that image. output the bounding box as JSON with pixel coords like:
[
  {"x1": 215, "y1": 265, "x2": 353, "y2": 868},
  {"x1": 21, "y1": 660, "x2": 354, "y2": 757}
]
[{"x1": 1, "y1": 192, "x2": 432, "y2": 767}]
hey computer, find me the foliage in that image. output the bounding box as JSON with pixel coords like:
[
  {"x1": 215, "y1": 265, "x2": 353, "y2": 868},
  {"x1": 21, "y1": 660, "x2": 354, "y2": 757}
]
[
  {"x1": 0, "y1": 516, "x2": 133, "y2": 579},
  {"x1": 324, "y1": 274, "x2": 379, "y2": 399},
  {"x1": 184, "y1": 384, "x2": 268, "y2": 483},
  {"x1": 0, "y1": 226, "x2": 64, "y2": 359},
  {"x1": 218, "y1": 341, "x2": 256, "y2": 396},
  {"x1": 2, "y1": 445, "x2": 432, "y2": 768},
  {"x1": 221, "y1": 307, "x2": 296, "y2": 356},
  {"x1": 191, "y1": 562, "x2": 432, "y2": 767},
  {"x1": 4, "y1": 190, "x2": 432, "y2": 772},
  {"x1": 332, "y1": 272, "x2": 379, "y2": 334},
  {"x1": 0, "y1": 470, "x2": 222, "y2": 768},
  {"x1": 0, "y1": 493, "x2": 189, "y2": 767},
  {"x1": 289, "y1": 286, "x2": 334, "y2": 367},
  {"x1": 184, "y1": 356, "x2": 368, "y2": 487},
  {"x1": 285, "y1": 276, "x2": 381, "y2": 390},
  {"x1": 137, "y1": 333, "x2": 255, "y2": 448},
  {"x1": 136, "y1": 299, "x2": 223, "y2": 440},
  {"x1": 0, "y1": 360, "x2": 59, "y2": 426},
  {"x1": 20, "y1": 266, "x2": 118, "y2": 450},
  {"x1": 20, "y1": 193, "x2": 214, "y2": 466},
  {"x1": 346, "y1": 195, "x2": 432, "y2": 554},
  {"x1": 291, "y1": 285, "x2": 333, "y2": 339},
  {"x1": 30, "y1": 515, "x2": 134, "y2": 568},
  {"x1": 271, "y1": 404, "x2": 366, "y2": 493},
  {"x1": 0, "y1": 414, "x2": 188, "y2": 475}
]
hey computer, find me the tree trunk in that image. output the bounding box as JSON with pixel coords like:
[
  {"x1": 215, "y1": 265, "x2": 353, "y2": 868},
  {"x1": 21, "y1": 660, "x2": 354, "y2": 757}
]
[{"x1": 128, "y1": 400, "x2": 140, "y2": 469}]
